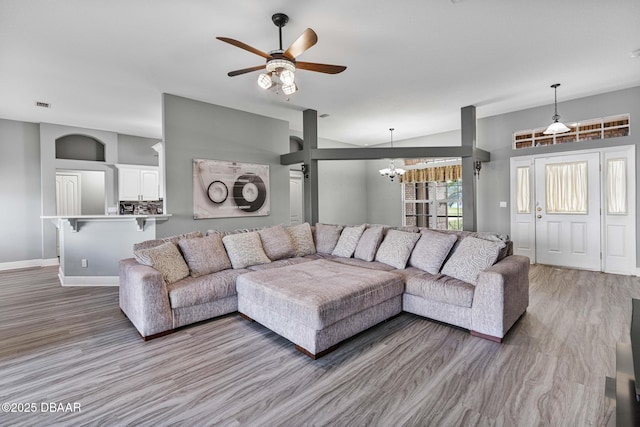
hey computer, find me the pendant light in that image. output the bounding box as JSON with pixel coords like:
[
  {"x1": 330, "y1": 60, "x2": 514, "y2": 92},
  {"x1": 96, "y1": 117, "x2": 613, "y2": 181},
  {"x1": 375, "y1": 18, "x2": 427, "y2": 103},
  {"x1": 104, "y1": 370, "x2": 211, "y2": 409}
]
[
  {"x1": 543, "y1": 83, "x2": 571, "y2": 135},
  {"x1": 378, "y1": 128, "x2": 406, "y2": 182}
]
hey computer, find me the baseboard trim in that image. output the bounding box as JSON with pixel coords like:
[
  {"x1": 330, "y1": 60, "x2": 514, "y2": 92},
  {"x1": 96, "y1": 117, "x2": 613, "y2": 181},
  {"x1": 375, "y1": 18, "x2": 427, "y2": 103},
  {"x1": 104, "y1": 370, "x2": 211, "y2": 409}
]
[
  {"x1": 0, "y1": 258, "x2": 59, "y2": 271},
  {"x1": 58, "y1": 269, "x2": 119, "y2": 286}
]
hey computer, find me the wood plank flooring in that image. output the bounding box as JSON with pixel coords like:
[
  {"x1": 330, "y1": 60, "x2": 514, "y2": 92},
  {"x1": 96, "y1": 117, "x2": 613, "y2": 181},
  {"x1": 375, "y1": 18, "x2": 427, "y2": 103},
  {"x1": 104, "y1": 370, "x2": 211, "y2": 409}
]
[{"x1": 0, "y1": 264, "x2": 637, "y2": 426}]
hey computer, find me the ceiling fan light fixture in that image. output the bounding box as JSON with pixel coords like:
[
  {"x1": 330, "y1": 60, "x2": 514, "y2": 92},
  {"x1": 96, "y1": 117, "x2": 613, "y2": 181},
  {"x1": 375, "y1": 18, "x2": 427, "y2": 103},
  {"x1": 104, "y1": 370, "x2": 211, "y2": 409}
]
[
  {"x1": 282, "y1": 82, "x2": 298, "y2": 95},
  {"x1": 266, "y1": 58, "x2": 295, "y2": 74},
  {"x1": 280, "y1": 69, "x2": 295, "y2": 85},
  {"x1": 257, "y1": 73, "x2": 273, "y2": 89},
  {"x1": 543, "y1": 83, "x2": 570, "y2": 135}
]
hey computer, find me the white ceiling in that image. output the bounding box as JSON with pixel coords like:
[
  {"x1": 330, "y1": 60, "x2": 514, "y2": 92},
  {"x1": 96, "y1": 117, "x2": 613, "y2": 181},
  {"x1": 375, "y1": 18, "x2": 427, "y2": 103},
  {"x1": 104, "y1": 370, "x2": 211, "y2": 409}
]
[{"x1": 1, "y1": 0, "x2": 639, "y2": 146}]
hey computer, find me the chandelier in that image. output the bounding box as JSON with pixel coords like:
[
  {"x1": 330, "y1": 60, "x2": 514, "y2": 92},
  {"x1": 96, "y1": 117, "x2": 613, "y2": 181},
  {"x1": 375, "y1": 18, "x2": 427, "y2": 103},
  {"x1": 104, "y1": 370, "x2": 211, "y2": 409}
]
[
  {"x1": 379, "y1": 128, "x2": 406, "y2": 182},
  {"x1": 257, "y1": 55, "x2": 298, "y2": 95},
  {"x1": 543, "y1": 83, "x2": 570, "y2": 135}
]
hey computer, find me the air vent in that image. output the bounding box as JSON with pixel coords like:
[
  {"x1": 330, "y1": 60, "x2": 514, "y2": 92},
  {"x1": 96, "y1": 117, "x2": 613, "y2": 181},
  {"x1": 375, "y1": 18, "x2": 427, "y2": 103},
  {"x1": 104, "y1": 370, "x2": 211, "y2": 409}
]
[{"x1": 35, "y1": 101, "x2": 51, "y2": 108}]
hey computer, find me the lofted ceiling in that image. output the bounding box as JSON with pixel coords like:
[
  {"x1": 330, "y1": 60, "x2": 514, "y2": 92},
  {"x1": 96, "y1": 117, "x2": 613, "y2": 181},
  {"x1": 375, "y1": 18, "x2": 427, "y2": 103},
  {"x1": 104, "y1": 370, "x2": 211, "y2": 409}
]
[{"x1": 1, "y1": 0, "x2": 639, "y2": 146}]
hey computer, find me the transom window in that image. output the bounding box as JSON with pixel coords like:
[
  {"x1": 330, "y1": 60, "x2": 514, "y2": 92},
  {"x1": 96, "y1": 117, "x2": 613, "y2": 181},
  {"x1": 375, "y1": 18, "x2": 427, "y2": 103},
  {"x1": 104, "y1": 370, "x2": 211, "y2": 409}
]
[{"x1": 513, "y1": 114, "x2": 629, "y2": 149}]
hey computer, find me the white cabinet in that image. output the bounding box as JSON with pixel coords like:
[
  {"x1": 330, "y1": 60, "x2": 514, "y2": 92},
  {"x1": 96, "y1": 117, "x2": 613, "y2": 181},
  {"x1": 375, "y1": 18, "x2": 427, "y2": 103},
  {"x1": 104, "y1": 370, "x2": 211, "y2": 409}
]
[{"x1": 116, "y1": 165, "x2": 159, "y2": 201}]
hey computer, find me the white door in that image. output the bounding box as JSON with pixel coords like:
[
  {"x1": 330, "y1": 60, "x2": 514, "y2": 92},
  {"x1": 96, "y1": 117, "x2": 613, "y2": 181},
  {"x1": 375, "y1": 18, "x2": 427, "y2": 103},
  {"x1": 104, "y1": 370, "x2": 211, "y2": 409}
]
[
  {"x1": 55, "y1": 173, "x2": 81, "y2": 216},
  {"x1": 534, "y1": 152, "x2": 601, "y2": 270},
  {"x1": 289, "y1": 170, "x2": 304, "y2": 226}
]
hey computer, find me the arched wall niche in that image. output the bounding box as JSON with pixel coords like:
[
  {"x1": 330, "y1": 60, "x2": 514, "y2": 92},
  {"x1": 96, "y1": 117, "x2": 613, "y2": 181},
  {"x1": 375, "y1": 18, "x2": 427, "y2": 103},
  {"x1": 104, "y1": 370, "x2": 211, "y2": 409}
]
[
  {"x1": 290, "y1": 135, "x2": 303, "y2": 153},
  {"x1": 55, "y1": 134, "x2": 106, "y2": 161}
]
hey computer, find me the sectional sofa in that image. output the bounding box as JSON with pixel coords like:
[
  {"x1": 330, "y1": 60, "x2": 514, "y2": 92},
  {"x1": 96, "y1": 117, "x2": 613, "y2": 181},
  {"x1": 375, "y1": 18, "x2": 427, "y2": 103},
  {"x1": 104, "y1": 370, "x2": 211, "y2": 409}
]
[{"x1": 119, "y1": 223, "x2": 529, "y2": 358}]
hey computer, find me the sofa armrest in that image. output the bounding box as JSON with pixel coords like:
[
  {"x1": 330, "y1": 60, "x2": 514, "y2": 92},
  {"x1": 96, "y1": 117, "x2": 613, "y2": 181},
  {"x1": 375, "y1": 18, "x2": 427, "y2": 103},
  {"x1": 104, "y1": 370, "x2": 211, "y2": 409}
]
[
  {"x1": 119, "y1": 258, "x2": 173, "y2": 339},
  {"x1": 471, "y1": 255, "x2": 530, "y2": 340}
]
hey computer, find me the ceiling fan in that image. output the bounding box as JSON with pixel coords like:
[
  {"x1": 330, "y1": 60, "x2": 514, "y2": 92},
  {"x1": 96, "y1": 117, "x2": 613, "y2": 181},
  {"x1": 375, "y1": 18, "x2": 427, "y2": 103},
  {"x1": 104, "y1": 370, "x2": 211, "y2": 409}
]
[{"x1": 216, "y1": 13, "x2": 347, "y2": 95}]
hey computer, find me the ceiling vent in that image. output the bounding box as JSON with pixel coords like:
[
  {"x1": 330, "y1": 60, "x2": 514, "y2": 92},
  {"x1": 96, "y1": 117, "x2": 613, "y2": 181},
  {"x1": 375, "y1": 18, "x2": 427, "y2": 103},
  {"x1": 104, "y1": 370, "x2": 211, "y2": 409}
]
[{"x1": 35, "y1": 101, "x2": 51, "y2": 108}]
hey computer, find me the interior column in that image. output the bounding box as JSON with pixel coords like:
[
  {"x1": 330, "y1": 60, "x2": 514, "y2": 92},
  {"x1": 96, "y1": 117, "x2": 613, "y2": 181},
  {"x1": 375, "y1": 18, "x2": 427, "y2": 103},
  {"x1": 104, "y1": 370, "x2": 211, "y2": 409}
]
[
  {"x1": 302, "y1": 109, "x2": 319, "y2": 224},
  {"x1": 461, "y1": 105, "x2": 477, "y2": 231}
]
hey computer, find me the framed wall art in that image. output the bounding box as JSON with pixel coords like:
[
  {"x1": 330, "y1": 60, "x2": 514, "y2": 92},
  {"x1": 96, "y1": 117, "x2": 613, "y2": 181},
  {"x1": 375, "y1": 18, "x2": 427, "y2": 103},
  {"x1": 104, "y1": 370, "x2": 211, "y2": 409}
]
[{"x1": 193, "y1": 158, "x2": 270, "y2": 219}]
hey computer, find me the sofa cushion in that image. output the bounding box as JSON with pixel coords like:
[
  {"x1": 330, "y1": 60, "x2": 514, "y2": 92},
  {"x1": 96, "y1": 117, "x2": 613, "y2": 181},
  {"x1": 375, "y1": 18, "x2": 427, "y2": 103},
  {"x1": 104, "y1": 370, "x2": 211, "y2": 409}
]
[
  {"x1": 330, "y1": 257, "x2": 396, "y2": 271},
  {"x1": 247, "y1": 257, "x2": 314, "y2": 271},
  {"x1": 222, "y1": 232, "x2": 271, "y2": 269},
  {"x1": 166, "y1": 268, "x2": 248, "y2": 309},
  {"x1": 258, "y1": 225, "x2": 296, "y2": 261},
  {"x1": 375, "y1": 229, "x2": 421, "y2": 269},
  {"x1": 287, "y1": 223, "x2": 316, "y2": 257},
  {"x1": 332, "y1": 224, "x2": 366, "y2": 258},
  {"x1": 133, "y1": 242, "x2": 190, "y2": 285},
  {"x1": 405, "y1": 272, "x2": 475, "y2": 308},
  {"x1": 314, "y1": 223, "x2": 344, "y2": 254},
  {"x1": 441, "y1": 236, "x2": 505, "y2": 285},
  {"x1": 408, "y1": 230, "x2": 458, "y2": 274},
  {"x1": 133, "y1": 231, "x2": 203, "y2": 251},
  {"x1": 177, "y1": 234, "x2": 232, "y2": 277},
  {"x1": 354, "y1": 226, "x2": 384, "y2": 262}
]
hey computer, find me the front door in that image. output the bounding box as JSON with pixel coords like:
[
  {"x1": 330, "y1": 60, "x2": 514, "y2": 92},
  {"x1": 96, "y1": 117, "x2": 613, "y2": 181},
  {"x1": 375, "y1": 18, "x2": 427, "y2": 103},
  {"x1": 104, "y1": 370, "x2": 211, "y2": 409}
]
[{"x1": 534, "y1": 152, "x2": 601, "y2": 270}]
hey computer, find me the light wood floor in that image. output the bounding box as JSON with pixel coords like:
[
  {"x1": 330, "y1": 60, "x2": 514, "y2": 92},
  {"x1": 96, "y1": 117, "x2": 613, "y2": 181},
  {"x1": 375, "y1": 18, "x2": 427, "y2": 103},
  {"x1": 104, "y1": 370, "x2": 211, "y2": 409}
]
[{"x1": 0, "y1": 264, "x2": 637, "y2": 426}]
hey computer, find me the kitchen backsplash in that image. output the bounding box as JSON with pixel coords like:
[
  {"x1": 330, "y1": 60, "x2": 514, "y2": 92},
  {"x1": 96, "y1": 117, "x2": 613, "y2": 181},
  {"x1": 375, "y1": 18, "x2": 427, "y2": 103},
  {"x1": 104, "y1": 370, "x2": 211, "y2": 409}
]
[{"x1": 119, "y1": 200, "x2": 163, "y2": 215}]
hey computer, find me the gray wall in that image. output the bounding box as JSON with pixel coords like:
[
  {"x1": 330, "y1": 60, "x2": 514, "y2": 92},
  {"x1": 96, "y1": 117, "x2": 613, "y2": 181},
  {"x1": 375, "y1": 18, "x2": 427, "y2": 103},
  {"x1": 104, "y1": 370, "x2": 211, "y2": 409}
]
[
  {"x1": 79, "y1": 170, "x2": 106, "y2": 214},
  {"x1": 160, "y1": 94, "x2": 290, "y2": 236},
  {"x1": 0, "y1": 119, "x2": 42, "y2": 263},
  {"x1": 476, "y1": 85, "x2": 640, "y2": 261},
  {"x1": 289, "y1": 131, "x2": 369, "y2": 225},
  {"x1": 118, "y1": 134, "x2": 160, "y2": 166}
]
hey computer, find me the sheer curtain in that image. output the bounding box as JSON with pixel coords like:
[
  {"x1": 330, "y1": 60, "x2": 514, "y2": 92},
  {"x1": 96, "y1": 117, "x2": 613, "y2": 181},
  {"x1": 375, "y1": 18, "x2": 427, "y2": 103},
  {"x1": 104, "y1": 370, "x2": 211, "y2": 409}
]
[
  {"x1": 516, "y1": 167, "x2": 530, "y2": 213},
  {"x1": 607, "y1": 158, "x2": 627, "y2": 214},
  {"x1": 545, "y1": 161, "x2": 588, "y2": 214}
]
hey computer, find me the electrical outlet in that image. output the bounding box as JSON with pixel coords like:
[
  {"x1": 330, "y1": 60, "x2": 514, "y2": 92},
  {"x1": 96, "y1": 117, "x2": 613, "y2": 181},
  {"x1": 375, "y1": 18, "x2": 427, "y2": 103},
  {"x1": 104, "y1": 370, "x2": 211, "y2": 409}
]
[
  {"x1": 81, "y1": 259, "x2": 88, "y2": 268},
  {"x1": 499, "y1": 201, "x2": 508, "y2": 208}
]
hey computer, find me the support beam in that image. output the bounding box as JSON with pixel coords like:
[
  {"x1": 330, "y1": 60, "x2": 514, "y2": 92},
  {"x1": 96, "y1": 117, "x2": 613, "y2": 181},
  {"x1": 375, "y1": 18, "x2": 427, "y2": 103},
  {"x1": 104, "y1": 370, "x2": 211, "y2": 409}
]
[
  {"x1": 302, "y1": 109, "x2": 319, "y2": 224},
  {"x1": 461, "y1": 105, "x2": 477, "y2": 231},
  {"x1": 280, "y1": 146, "x2": 489, "y2": 164}
]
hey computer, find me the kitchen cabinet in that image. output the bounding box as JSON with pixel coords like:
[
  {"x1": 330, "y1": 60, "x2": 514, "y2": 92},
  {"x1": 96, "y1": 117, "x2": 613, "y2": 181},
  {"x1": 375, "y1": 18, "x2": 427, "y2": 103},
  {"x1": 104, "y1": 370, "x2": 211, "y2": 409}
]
[{"x1": 116, "y1": 165, "x2": 159, "y2": 201}]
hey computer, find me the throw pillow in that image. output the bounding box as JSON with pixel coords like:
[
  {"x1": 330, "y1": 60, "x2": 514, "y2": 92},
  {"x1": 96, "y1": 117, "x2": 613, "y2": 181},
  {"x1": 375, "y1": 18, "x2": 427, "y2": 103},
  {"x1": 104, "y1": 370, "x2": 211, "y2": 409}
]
[
  {"x1": 133, "y1": 231, "x2": 203, "y2": 252},
  {"x1": 222, "y1": 231, "x2": 271, "y2": 269},
  {"x1": 408, "y1": 230, "x2": 458, "y2": 274},
  {"x1": 441, "y1": 236, "x2": 506, "y2": 285},
  {"x1": 374, "y1": 229, "x2": 421, "y2": 269},
  {"x1": 332, "y1": 224, "x2": 366, "y2": 258},
  {"x1": 314, "y1": 223, "x2": 344, "y2": 254},
  {"x1": 133, "y1": 242, "x2": 190, "y2": 285},
  {"x1": 258, "y1": 225, "x2": 296, "y2": 261},
  {"x1": 178, "y1": 234, "x2": 232, "y2": 277},
  {"x1": 287, "y1": 223, "x2": 316, "y2": 257},
  {"x1": 354, "y1": 226, "x2": 384, "y2": 262}
]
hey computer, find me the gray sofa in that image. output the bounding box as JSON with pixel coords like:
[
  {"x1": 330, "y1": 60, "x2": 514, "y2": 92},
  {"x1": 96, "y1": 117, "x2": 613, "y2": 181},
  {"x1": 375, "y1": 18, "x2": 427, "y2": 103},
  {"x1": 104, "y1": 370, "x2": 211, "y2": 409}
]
[{"x1": 119, "y1": 223, "x2": 529, "y2": 357}]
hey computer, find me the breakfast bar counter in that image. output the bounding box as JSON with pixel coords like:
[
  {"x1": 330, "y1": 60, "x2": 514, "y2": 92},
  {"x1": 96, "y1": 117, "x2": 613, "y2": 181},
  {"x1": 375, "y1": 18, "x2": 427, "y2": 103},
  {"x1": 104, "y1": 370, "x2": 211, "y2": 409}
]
[{"x1": 42, "y1": 214, "x2": 171, "y2": 286}]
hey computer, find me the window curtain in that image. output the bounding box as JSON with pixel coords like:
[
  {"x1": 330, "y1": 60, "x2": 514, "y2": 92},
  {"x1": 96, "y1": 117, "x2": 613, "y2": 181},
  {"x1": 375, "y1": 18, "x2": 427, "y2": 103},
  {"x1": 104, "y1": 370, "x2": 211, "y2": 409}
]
[
  {"x1": 607, "y1": 158, "x2": 627, "y2": 214},
  {"x1": 545, "y1": 161, "x2": 588, "y2": 214},
  {"x1": 401, "y1": 165, "x2": 462, "y2": 183},
  {"x1": 516, "y1": 166, "x2": 530, "y2": 214}
]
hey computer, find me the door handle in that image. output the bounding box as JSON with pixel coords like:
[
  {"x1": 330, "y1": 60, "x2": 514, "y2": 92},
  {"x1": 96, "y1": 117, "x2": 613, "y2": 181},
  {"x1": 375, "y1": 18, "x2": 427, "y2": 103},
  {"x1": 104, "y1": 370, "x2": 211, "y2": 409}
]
[{"x1": 537, "y1": 215, "x2": 542, "y2": 219}]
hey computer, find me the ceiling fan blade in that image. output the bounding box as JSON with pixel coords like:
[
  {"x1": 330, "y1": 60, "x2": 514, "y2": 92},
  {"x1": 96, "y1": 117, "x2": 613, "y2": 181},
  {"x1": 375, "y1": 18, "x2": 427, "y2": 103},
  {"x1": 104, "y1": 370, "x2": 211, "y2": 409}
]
[
  {"x1": 227, "y1": 65, "x2": 266, "y2": 77},
  {"x1": 216, "y1": 37, "x2": 271, "y2": 59},
  {"x1": 284, "y1": 28, "x2": 318, "y2": 59},
  {"x1": 296, "y1": 62, "x2": 347, "y2": 74}
]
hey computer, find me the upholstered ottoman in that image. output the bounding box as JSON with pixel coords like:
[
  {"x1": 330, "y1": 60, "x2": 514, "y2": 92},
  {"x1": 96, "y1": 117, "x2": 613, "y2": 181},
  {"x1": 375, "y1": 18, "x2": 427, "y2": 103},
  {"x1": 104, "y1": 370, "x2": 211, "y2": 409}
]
[{"x1": 236, "y1": 259, "x2": 404, "y2": 358}]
